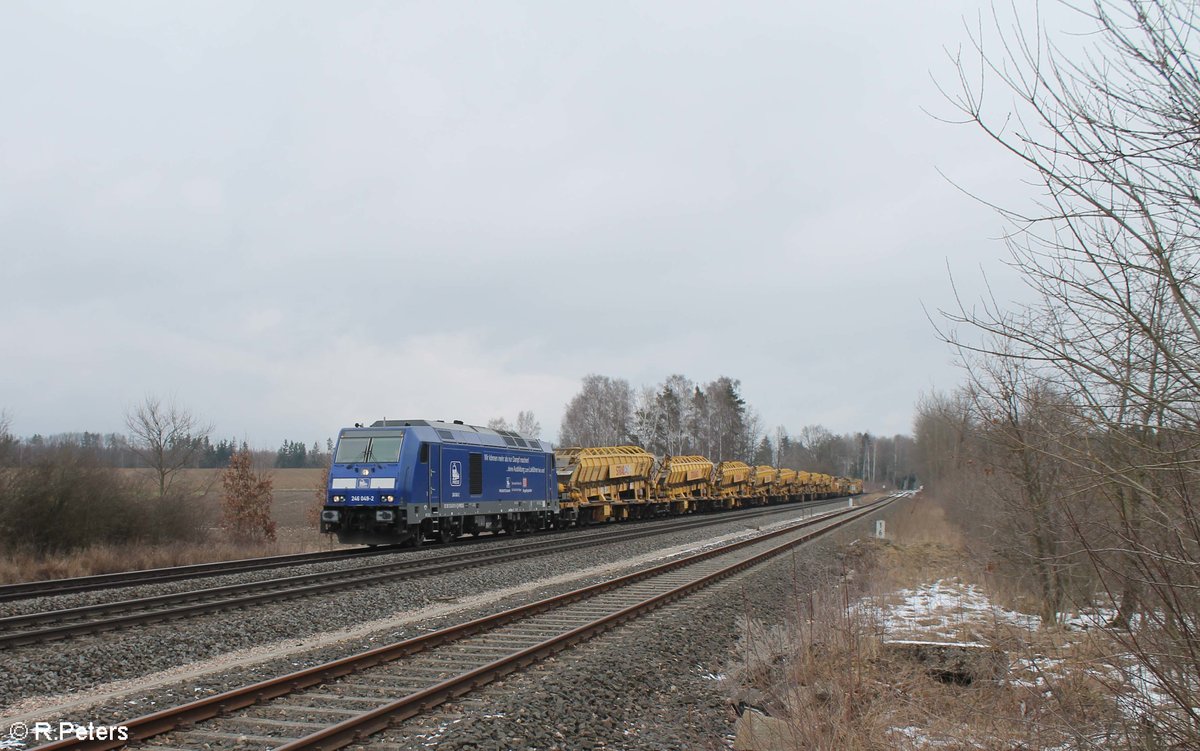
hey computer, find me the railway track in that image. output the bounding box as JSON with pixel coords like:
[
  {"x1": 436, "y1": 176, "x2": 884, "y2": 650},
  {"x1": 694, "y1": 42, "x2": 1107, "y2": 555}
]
[
  {"x1": 0, "y1": 546, "x2": 409, "y2": 604},
  {"x1": 31, "y1": 494, "x2": 899, "y2": 751},
  {"x1": 0, "y1": 498, "x2": 857, "y2": 650},
  {"x1": 0, "y1": 497, "x2": 857, "y2": 604}
]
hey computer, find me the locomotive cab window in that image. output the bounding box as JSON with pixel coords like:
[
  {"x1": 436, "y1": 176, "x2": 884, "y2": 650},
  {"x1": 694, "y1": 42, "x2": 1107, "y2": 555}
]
[
  {"x1": 419, "y1": 443, "x2": 429, "y2": 463},
  {"x1": 334, "y1": 438, "x2": 370, "y2": 464},
  {"x1": 334, "y1": 430, "x2": 405, "y2": 464}
]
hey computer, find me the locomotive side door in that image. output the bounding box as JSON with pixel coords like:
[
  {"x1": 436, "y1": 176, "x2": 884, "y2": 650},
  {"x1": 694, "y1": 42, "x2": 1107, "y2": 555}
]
[{"x1": 428, "y1": 443, "x2": 442, "y2": 506}]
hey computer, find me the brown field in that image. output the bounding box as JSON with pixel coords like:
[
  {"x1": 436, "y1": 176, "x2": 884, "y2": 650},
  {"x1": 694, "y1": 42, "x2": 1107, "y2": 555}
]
[{"x1": 0, "y1": 468, "x2": 342, "y2": 585}]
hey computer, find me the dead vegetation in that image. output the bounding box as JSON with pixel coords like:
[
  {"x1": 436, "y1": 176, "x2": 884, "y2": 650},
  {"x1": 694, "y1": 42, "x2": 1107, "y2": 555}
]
[
  {"x1": 0, "y1": 467, "x2": 336, "y2": 584},
  {"x1": 0, "y1": 538, "x2": 310, "y2": 583},
  {"x1": 916, "y1": 0, "x2": 1200, "y2": 745},
  {"x1": 728, "y1": 494, "x2": 1179, "y2": 750},
  {"x1": 220, "y1": 450, "x2": 277, "y2": 544}
]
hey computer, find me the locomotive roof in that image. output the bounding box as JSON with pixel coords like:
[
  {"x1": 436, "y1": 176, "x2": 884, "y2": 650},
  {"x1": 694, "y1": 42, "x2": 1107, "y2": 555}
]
[{"x1": 367, "y1": 419, "x2": 549, "y2": 452}]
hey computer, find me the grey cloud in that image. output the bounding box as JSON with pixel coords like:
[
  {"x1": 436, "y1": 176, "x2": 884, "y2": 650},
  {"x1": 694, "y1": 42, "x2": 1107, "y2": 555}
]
[{"x1": 1, "y1": 0, "x2": 1049, "y2": 445}]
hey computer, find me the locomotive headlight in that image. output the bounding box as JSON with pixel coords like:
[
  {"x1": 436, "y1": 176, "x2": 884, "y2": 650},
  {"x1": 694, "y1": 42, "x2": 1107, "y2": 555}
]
[
  {"x1": 382, "y1": 495, "x2": 395, "y2": 503},
  {"x1": 332, "y1": 495, "x2": 345, "y2": 503}
]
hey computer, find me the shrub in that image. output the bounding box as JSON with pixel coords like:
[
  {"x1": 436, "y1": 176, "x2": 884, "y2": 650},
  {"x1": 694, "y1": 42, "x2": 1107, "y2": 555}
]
[
  {"x1": 306, "y1": 465, "x2": 329, "y2": 530},
  {"x1": 0, "y1": 446, "x2": 207, "y2": 554},
  {"x1": 220, "y1": 450, "x2": 276, "y2": 543}
]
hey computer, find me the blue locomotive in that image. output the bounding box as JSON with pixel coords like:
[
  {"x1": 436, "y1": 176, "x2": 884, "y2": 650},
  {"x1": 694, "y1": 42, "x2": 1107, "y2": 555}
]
[{"x1": 320, "y1": 420, "x2": 556, "y2": 545}]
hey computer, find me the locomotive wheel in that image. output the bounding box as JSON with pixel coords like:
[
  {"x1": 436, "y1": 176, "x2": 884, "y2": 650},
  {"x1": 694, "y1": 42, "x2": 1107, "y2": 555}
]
[{"x1": 438, "y1": 526, "x2": 454, "y2": 544}]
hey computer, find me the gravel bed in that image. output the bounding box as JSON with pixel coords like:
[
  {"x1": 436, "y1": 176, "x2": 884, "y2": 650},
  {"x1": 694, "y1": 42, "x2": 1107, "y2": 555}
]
[
  {"x1": 0, "y1": 501, "x2": 852, "y2": 713},
  {"x1": 0, "y1": 503, "x2": 833, "y2": 619},
  {"x1": 364, "y1": 503, "x2": 900, "y2": 751},
  {"x1": 0, "y1": 522, "x2": 643, "y2": 618}
]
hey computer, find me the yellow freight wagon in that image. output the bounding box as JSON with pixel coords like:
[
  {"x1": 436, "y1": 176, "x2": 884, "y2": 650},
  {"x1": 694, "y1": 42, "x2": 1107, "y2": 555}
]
[
  {"x1": 555, "y1": 446, "x2": 655, "y2": 523},
  {"x1": 776, "y1": 468, "x2": 798, "y2": 497},
  {"x1": 748, "y1": 465, "x2": 778, "y2": 504},
  {"x1": 654, "y1": 455, "x2": 713, "y2": 513},
  {"x1": 812, "y1": 473, "x2": 835, "y2": 498},
  {"x1": 712, "y1": 460, "x2": 752, "y2": 509},
  {"x1": 795, "y1": 470, "x2": 815, "y2": 499}
]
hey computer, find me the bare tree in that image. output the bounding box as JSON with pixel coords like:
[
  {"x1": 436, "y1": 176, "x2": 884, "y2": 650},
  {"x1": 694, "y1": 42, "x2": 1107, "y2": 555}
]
[
  {"x1": 913, "y1": 391, "x2": 975, "y2": 484},
  {"x1": 515, "y1": 410, "x2": 541, "y2": 438},
  {"x1": 773, "y1": 425, "x2": 789, "y2": 467},
  {"x1": 487, "y1": 411, "x2": 541, "y2": 438},
  {"x1": 970, "y1": 351, "x2": 1082, "y2": 624},
  {"x1": 629, "y1": 375, "x2": 706, "y2": 456},
  {"x1": 935, "y1": 0, "x2": 1200, "y2": 741},
  {"x1": 630, "y1": 385, "x2": 664, "y2": 452},
  {"x1": 125, "y1": 395, "x2": 213, "y2": 497},
  {"x1": 741, "y1": 407, "x2": 764, "y2": 465},
  {"x1": 559, "y1": 374, "x2": 634, "y2": 446},
  {"x1": 0, "y1": 409, "x2": 13, "y2": 463}
]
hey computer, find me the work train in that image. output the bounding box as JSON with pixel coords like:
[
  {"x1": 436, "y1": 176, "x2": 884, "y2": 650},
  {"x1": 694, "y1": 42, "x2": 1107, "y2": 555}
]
[{"x1": 320, "y1": 419, "x2": 864, "y2": 546}]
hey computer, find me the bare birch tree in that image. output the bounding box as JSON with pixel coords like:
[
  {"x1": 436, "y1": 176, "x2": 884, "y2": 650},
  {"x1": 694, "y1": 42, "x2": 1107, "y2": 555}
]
[
  {"x1": 515, "y1": 410, "x2": 541, "y2": 438},
  {"x1": 558, "y1": 375, "x2": 634, "y2": 447}
]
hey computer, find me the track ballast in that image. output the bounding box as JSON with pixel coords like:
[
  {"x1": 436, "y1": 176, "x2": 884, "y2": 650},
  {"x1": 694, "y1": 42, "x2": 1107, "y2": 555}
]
[{"x1": 26, "y1": 495, "x2": 899, "y2": 751}]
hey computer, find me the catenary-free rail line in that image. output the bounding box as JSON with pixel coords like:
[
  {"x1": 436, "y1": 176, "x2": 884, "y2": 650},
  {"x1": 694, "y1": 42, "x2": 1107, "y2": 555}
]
[
  {"x1": 0, "y1": 493, "x2": 847, "y2": 605},
  {"x1": 0, "y1": 545, "x2": 410, "y2": 603},
  {"x1": 0, "y1": 497, "x2": 856, "y2": 649},
  {"x1": 31, "y1": 494, "x2": 898, "y2": 751}
]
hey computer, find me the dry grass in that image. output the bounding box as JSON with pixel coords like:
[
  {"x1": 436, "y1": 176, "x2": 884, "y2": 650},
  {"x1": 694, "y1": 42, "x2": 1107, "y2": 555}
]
[
  {"x1": 0, "y1": 468, "x2": 341, "y2": 584},
  {"x1": 729, "y1": 493, "x2": 1162, "y2": 750},
  {"x1": 0, "y1": 539, "x2": 319, "y2": 582}
]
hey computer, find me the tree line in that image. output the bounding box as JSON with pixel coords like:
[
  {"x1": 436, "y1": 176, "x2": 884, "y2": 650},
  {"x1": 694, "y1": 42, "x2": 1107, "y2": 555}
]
[
  {"x1": 919, "y1": 1, "x2": 1199, "y2": 744},
  {"x1": 557, "y1": 373, "x2": 917, "y2": 485},
  {"x1": 0, "y1": 428, "x2": 333, "y2": 471}
]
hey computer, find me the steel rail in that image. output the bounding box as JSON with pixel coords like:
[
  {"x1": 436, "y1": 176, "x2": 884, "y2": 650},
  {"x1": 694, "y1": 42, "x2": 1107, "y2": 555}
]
[
  {"x1": 280, "y1": 498, "x2": 897, "y2": 751},
  {"x1": 0, "y1": 498, "x2": 854, "y2": 649},
  {"x1": 0, "y1": 546, "x2": 406, "y2": 603},
  {"x1": 0, "y1": 495, "x2": 853, "y2": 603},
  {"x1": 27, "y1": 495, "x2": 897, "y2": 751}
]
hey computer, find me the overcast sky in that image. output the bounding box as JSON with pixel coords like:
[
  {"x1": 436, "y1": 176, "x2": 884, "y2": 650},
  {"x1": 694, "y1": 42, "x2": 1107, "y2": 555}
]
[{"x1": 1, "y1": 1, "x2": 1059, "y2": 447}]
